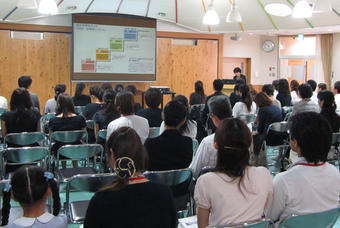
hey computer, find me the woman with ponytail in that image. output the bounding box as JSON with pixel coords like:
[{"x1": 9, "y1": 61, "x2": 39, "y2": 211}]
[
  {"x1": 2, "y1": 166, "x2": 65, "y2": 228},
  {"x1": 194, "y1": 118, "x2": 273, "y2": 228},
  {"x1": 84, "y1": 127, "x2": 176, "y2": 228},
  {"x1": 44, "y1": 84, "x2": 66, "y2": 114},
  {"x1": 318, "y1": 90, "x2": 340, "y2": 132}
]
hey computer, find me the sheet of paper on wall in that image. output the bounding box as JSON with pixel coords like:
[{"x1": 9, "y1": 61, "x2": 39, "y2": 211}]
[{"x1": 178, "y1": 215, "x2": 198, "y2": 228}]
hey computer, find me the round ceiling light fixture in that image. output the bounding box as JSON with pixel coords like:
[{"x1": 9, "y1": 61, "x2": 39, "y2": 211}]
[{"x1": 264, "y1": 3, "x2": 292, "y2": 17}]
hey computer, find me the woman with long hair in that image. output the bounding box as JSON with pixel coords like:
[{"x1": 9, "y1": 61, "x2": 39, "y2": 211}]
[
  {"x1": 190, "y1": 80, "x2": 206, "y2": 105},
  {"x1": 84, "y1": 127, "x2": 177, "y2": 228},
  {"x1": 317, "y1": 90, "x2": 340, "y2": 132},
  {"x1": 290, "y1": 80, "x2": 301, "y2": 105},
  {"x1": 276, "y1": 79, "x2": 292, "y2": 107},
  {"x1": 194, "y1": 118, "x2": 273, "y2": 227},
  {"x1": 73, "y1": 83, "x2": 91, "y2": 106},
  {"x1": 44, "y1": 84, "x2": 66, "y2": 114}
]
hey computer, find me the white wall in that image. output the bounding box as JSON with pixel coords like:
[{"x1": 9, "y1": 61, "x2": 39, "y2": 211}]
[
  {"x1": 332, "y1": 33, "x2": 340, "y2": 85},
  {"x1": 223, "y1": 34, "x2": 278, "y2": 85}
]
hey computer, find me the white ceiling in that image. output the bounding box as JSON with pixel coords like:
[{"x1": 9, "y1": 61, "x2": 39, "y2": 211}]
[{"x1": 1, "y1": 0, "x2": 340, "y2": 34}]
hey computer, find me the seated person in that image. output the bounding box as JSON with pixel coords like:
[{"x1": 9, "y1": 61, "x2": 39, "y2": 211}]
[
  {"x1": 262, "y1": 84, "x2": 281, "y2": 109},
  {"x1": 18, "y1": 75, "x2": 40, "y2": 112},
  {"x1": 0, "y1": 89, "x2": 8, "y2": 110},
  {"x1": 189, "y1": 95, "x2": 232, "y2": 179},
  {"x1": 307, "y1": 79, "x2": 318, "y2": 104},
  {"x1": 290, "y1": 80, "x2": 301, "y2": 105},
  {"x1": 317, "y1": 83, "x2": 327, "y2": 92},
  {"x1": 233, "y1": 84, "x2": 256, "y2": 130},
  {"x1": 318, "y1": 90, "x2": 340, "y2": 132},
  {"x1": 83, "y1": 86, "x2": 104, "y2": 120},
  {"x1": 290, "y1": 83, "x2": 320, "y2": 118},
  {"x1": 137, "y1": 88, "x2": 162, "y2": 127},
  {"x1": 189, "y1": 80, "x2": 206, "y2": 105},
  {"x1": 85, "y1": 127, "x2": 176, "y2": 228},
  {"x1": 160, "y1": 95, "x2": 197, "y2": 140},
  {"x1": 73, "y1": 83, "x2": 91, "y2": 106},
  {"x1": 1, "y1": 166, "x2": 66, "y2": 228},
  {"x1": 106, "y1": 91, "x2": 149, "y2": 143},
  {"x1": 1, "y1": 88, "x2": 41, "y2": 138},
  {"x1": 267, "y1": 112, "x2": 340, "y2": 222},
  {"x1": 229, "y1": 83, "x2": 241, "y2": 108},
  {"x1": 195, "y1": 118, "x2": 273, "y2": 227},
  {"x1": 126, "y1": 85, "x2": 142, "y2": 114},
  {"x1": 145, "y1": 100, "x2": 193, "y2": 171},
  {"x1": 44, "y1": 84, "x2": 66, "y2": 114}
]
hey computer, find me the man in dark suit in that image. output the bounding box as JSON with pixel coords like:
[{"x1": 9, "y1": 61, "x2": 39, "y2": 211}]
[
  {"x1": 233, "y1": 67, "x2": 247, "y2": 84},
  {"x1": 18, "y1": 75, "x2": 40, "y2": 112},
  {"x1": 145, "y1": 100, "x2": 193, "y2": 171}
]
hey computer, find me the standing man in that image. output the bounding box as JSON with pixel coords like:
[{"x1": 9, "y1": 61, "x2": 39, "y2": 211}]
[
  {"x1": 233, "y1": 67, "x2": 247, "y2": 84},
  {"x1": 18, "y1": 75, "x2": 40, "y2": 112}
]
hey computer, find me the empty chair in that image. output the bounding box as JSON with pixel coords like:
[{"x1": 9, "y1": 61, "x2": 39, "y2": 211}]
[
  {"x1": 4, "y1": 132, "x2": 47, "y2": 148},
  {"x1": 148, "y1": 127, "x2": 160, "y2": 138},
  {"x1": 279, "y1": 208, "x2": 340, "y2": 228},
  {"x1": 65, "y1": 173, "x2": 117, "y2": 224},
  {"x1": 207, "y1": 219, "x2": 273, "y2": 228}
]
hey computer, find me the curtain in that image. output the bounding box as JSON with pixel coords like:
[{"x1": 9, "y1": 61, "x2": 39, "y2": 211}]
[{"x1": 320, "y1": 34, "x2": 333, "y2": 87}]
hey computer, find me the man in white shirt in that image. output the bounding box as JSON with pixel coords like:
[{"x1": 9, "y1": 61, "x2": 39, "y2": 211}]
[
  {"x1": 333, "y1": 81, "x2": 340, "y2": 113},
  {"x1": 107, "y1": 91, "x2": 149, "y2": 143},
  {"x1": 189, "y1": 95, "x2": 232, "y2": 179},
  {"x1": 267, "y1": 112, "x2": 340, "y2": 222}
]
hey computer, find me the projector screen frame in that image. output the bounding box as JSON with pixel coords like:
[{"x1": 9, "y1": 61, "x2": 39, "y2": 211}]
[{"x1": 71, "y1": 13, "x2": 157, "y2": 82}]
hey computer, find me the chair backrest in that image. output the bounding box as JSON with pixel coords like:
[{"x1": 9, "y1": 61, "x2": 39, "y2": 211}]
[
  {"x1": 86, "y1": 120, "x2": 94, "y2": 130},
  {"x1": 283, "y1": 112, "x2": 292, "y2": 122},
  {"x1": 332, "y1": 132, "x2": 340, "y2": 145},
  {"x1": 57, "y1": 144, "x2": 103, "y2": 161},
  {"x1": 41, "y1": 113, "x2": 56, "y2": 124},
  {"x1": 4, "y1": 132, "x2": 46, "y2": 147},
  {"x1": 144, "y1": 168, "x2": 192, "y2": 187},
  {"x1": 279, "y1": 208, "x2": 340, "y2": 228},
  {"x1": 50, "y1": 130, "x2": 88, "y2": 144},
  {"x1": 75, "y1": 106, "x2": 86, "y2": 115},
  {"x1": 148, "y1": 127, "x2": 160, "y2": 138},
  {"x1": 3, "y1": 146, "x2": 49, "y2": 164},
  {"x1": 96, "y1": 129, "x2": 107, "y2": 142},
  {"x1": 239, "y1": 114, "x2": 257, "y2": 125},
  {"x1": 0, "y1": 108, "x2": 7, "y2": 116},
  {"x1": 192, "y1": 139, "x2": 199, "y2": 156},
  {"x1": 267, "y1": 121, "x2": 289, "y2": 134},
  {"x1": 208, "y1": 219, "x2": 273, "y2": 228},
  {"x1": 282, "y1": 106, "x2": 293, "y2": 114},
  {"x1": 265, "y1": 122, "x2": 289, "y2": 147}
]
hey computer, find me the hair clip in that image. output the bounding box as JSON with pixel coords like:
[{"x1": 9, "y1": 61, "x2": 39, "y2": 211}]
[
  {"x1": 44, "y1": 172, "x2": 54, "y2": 181},
  {"x1": 3, "y1": 183, "x2": 11, "y2": 193}
]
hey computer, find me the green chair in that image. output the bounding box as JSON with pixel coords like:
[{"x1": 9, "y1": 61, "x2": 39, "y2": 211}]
[
  {"x1": 86, "y1": 120, "x2": 94, "y2": 130},
  {"x1": 239, "y1": 114, "x2": 257, "y2": 125},
  {"x1": 40, "y1": 113, "x2": 55, "y2": 132},
  {"x1": 4, "y1": 132, "x2": 47, "y2": 148},
  {"x1": 96, "y1": 129, "x2": 107, "y2": 143},
  {"x1": 0, "y1": 108, "x2": 7, "y2": 116},
  {"x1": 55, "y1": 144, "x2": 104, "y2": 181},
  {"x1": 75, "y1": 106, "x2": 86, "y2": 115},
  {"x1": 148, "y1": 127, "x2": 160, "y2": 138},
  {"x1": 49, "y1": 130, "x2": 88, "y2": 146},
  {"x1": 279, "y1": 208, "x2": 340, "y2": 228},
  {"x1": 65, "y1": 173, "x2": 117, "y2": 224},
  {"x1": 192, "y1": 139, "x2": 199, "y2": 157},
  {"x1": 208, "y1": 219, "x2": 273, "y2": 228}
]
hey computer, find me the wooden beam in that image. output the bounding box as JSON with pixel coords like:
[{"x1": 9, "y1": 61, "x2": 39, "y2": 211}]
[
  {"x1": 228, "y1": 0, "x2": 245, "y2": 32},
  {"x1": 146, "y1": 0, "x2": 151, "y2": 17},
  {"x1": 201, "y1": 0, "x2": 211, "y2": 32},
  {"x1": 0, "y1": 22, "x2": 72, "y2": 33},
  {"x1": 116, "y1": 0, "x2": 124, "y2": 13}
]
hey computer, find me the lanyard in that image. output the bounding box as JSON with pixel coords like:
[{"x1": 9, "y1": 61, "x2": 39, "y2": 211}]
[
  {"x1": 129, "y1": 176, "x2": 146, "y2": 182},
  {"x1": 294, "y1": 162, "x2": 325, "y2": 167}
]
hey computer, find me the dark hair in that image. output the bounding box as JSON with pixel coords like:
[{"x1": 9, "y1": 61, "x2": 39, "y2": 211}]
[
  {"x1": 145, "y1": 88, "x2": 161, "y2": 108},
  {"x1": 101, "y1": 82, "x2": 113, "y2": 91},
  {"x1": 114, "y1": 84, "x2": 124, "y2": 93},
  {"x1": 116, "y1": 91, "x2": 134, "y2": 115},
  {"x1": 54, "y1": 84, "x2": 66, "y2": 101},
  {"x1": 10, "y1": 88, "x2": 33, "y2": 112},
  {"x1": 18, "y1": 76, "x2": 32, "y2": 89},
  {"x1": 2, "y1": 166, "x2": 61, "y2": 226},
  {"x1": 89, "y1": 86, "x2": 103, "y2": 101},
  {"x1": 102, "y1": 127, "x2": 147, "y2": 191},
  {"x1": 55, "y1": 93, "x2": 76, "y2": 117},
  {"x1": 290, "y1": 80, "x2": 299, "y2": 92},
  {"x1": 290, "y1": 112, "x2": 331, "y2": 164},
  {"x1": 255, "y1": 92, "x2": 272, "y2": 108},
  {"x1": 98, "y1": 89, "x2": 120, "y2": 122},
  {"x1": 213, "y1": 79, "x2": 223, "y2": 92},
  {"x1": 214, "y1": 118, "x2": 251, "y2": 196},
  {"x1": 278, "y1": 79, "x2": 290, "y2": 95},
  {"x1": 334, "y1": 81, "x2": 340, "y2": 94},
  {"x1": 272, "y1": 80, "x2": 280, "y2": 90},
  {"x1": 164, "y1": 100, "x2": 187, "y2": 127},
  {"x1": 317, "y1": 90, "x2": 340, "y2": 132},
  {"x1": 75, "y1": 83, "x2": 85, "y2": 97},
  {"x1": 233, "y1": 67, "x2": 242, "y2": 73},
  {"x1": 239, "y1": 84, "x2": 253, "y2": 112},
  {"x1": 234, "y1": 84, "x2": 241, "y2": 92},
  {"x1": 209, "y1": 96, "x2": 232, "y2": 120},
  {"x1": 248, "y1": 84, "x2": 257, "y2": 97},
  {"x1": 298, "y1": 83, "x2": 313, "y2": 99},
  {"x1": 307, "y1": 80, "x2": 317, "y2": 91},
  {"x1": 262, "y1": 84, "x2": 274, "y2": 96},
  {"x1": 126, "y1": 85, "x2": 137, "y2": 95},
  {"x1": 318, "y1": 83, "x2": 327, "y2": 91},
  {"x1": 173, "y1": 95, "x2": 195, "y2": 134},
  {"x1": 195, "y1": 81, "x2": 205, "y2": 103}
]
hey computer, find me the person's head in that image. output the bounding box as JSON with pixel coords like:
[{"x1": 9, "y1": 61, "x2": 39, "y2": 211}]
[
  {"x1": 272, "y1": 80, "x2": 279, "y2": 91},
  {"x1": 75, "y1": 83, "x2": 85, "y2": 97},
  {"x1": 239, "y1": 84, "x2": 253, "y2": 111},
  {"x1": 1, "y1": 166, "x2": 61, "y2": 226},
  {"x1": 54, "y1": 84, "x2": 66, "y2": 101},
  {"x1": 126, "y1": 85, "x2": 137, "y2": 96},
  {"x1": 278, "y1": 79, "x2": 290, "y2": 94},
  {"x1": 145, "y1": 88, "x2": 161, "y2": 108},
  {"x1": 173, "y1": 95, "x2": 189, "y2": 110},
  {"x1": 18, "y1": 76, "x2": 32, "y2": 89},
  {"x1": 163, "y1": 100, "x2": 187, "y2": 128},
  {"x1": 195, "y1": 81, "x2": 204, "y2": 93},
  {"x1": 262, "y1": 84, "x2": 274, "y2": 97},
  {"x1": 289, "y1": 112, "x2": 331, "y2": 164},
  {"x1": 101, "y1": 82, "x2": 113, "y2": 91},
  {"x1": 317, "y1": 90, "x2": 336, "y2": 111},
  {"x1": 103, "y1": 127, "x2": 147, "y2": 191},
  {"x1": 317, "y1": 83, "x2": 327, "y2": 92},
  {"x1": 115, "y1": 91, "x2": 134, "y2": 115},
  {"x1": 99, "y1": 89, "x2": 119, "y2": 121},
  {"x1": 214, "y1": 118, "x2": 251, "y2": 181},
  {"x1": 10, "y1": 88, "x2": 33, "y2": 112},
  {"x1": 307, "y1": 80, "x2": 317, "y2": 92},
  {"x1": 254, "y1": 92, "x2": 272, "y2": 108},
  {"x1": 290, "y1": 80, "x2": 299, "y2": 92},
  {"x1": 114, "y1": 84, "x2": 124, "y2": 93},
  {"x1": 55, "y1": 93, "x2": 76, "y2": 116},
  {"x1": 234, "y1": 84, "x2": 241, "y2": 96},
  {"x1": 248, "y1": 84, "x2": 257, "y2": 97},
  {"x1": 233, "y1": 67, "x2": 242, "y2": 77},
  {"x1": 213, "y1": 79, "x2": 223, "y2": 92},
  {"x1": 209, "y1": 95, "x2": 232, "y2": 127},
  {"x1": 334, "y1": 81, "x2": 340, "y2": 94},
  {"x1": 89, "y1": 85, "x2": 103, "y2": 102},
  {"x1": 298, "y1": 83, "x2": 313, "y2": 99}
]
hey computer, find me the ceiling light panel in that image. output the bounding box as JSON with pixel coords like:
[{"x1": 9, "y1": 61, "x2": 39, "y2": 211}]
[
  {"x1": 148, "y1": 0, "x2": 175, "y2": 22},
  {"x1": 265, "y1": 3, "x2": 292, "y2": 17},
  {"x1": 58, "y1": 0, "x2": 93, "y2": 14}
]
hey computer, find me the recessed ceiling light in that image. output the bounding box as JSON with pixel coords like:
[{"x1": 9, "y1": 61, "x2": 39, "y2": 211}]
[
  {"x1": 66, "y1": 5, "x2": 77, "y2": 11},
  {"x1": 265, "y1": 3, "x2": 292, "y2": 17},
  {"x1": 158, "y1": 12, "x2": 166, "y2": 17}
]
